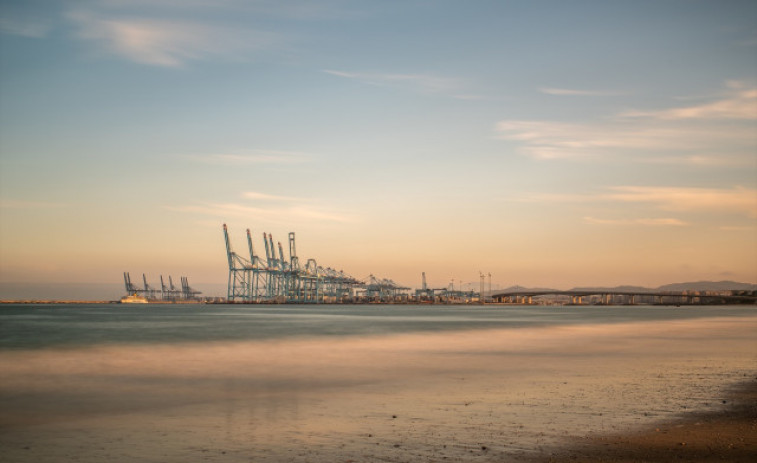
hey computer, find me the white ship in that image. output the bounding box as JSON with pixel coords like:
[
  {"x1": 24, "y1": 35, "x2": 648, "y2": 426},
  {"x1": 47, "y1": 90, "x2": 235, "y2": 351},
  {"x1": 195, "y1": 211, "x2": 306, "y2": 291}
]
[{"x1": 120, "y1": 294, "x2": 148, "y2": 304}]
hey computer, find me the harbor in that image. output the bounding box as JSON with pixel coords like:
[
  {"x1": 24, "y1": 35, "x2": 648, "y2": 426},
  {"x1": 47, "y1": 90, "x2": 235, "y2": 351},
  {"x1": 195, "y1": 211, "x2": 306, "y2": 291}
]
[{"x1": 218, "y1": 225, "x2": 756, "y2": 305}]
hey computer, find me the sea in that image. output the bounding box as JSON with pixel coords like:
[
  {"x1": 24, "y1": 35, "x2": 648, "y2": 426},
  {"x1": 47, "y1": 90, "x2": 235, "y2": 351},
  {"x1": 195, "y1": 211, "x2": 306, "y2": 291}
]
[
  {"x1": 1, "y1": 303, "x2": 755, "y2": 462},
  {"x1": 0, "y1": 302, "x2": 755, "y2": 350}
]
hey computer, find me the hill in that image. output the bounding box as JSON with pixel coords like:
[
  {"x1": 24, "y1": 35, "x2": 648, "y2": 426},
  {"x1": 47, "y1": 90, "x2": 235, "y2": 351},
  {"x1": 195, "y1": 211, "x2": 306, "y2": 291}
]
[
  {"x1": 501, "y1": 281, "x2": 756, "y2": 293},
  {"x1": 656, "y1": 281, "x2": 757, "y2": 292}
]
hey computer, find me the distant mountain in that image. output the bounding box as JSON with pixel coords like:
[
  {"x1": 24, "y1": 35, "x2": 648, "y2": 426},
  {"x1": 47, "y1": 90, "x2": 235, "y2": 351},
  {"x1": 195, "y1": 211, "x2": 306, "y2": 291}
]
[
  {"x1": 499, "y1": 285, "x2": 560, "y2": 293},
  {"x1": 570, "y1": 285, "x2": 652, "y2": 293},
  {"x1": 568, "y1": 281, "x2": 756, "y2": 293},
  {"x1": 656, "y1": 281, "x2": 757, "y2": 292}
]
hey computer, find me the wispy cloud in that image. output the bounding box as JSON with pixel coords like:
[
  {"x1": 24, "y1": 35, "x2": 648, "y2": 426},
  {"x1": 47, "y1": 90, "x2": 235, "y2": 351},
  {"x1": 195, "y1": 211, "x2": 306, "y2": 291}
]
[
  {"x1": 323, "y1": 69, "x2": 472, "y2": 98},
  {"x1": 185, "y1": 150, "x2": 310, "y2": 165},
  {"x1": 67, "y1": 9, "x2": 278, "y2": 67},
  {"x1": 171, "y1": 201, "x2": 351, "y2": 224},
  {"x1": 605, "y1": 186, "x2": 757, "y2": 218},
  {"x1": 621, "y1": 81, "x2": 757, "y2": 120},
  {"x1": 64, "y1": 0, "x2": 357, "y2": 66},
  {"x1": 539, "y1": 87, "x2": 621, "y2": 97},
  {"x1": 635, "y1": 154, "x2": 753, "y2": 167},
  {"x1": 171, "y1": 192, "x2": 351, "y2": 224},
  {"x1": 516, "y1": 186, "x2": 757, "y2": 219},
  {"x1": 497, "y1": 81, "x2": 756, "y2": 163},
  {"x1": 506, "y1": 192, "x2": 602, "y2": 204},
  {"x1": 242, "y1": 191, "x2": 308, "y2": 202},
  {"x1": 584, "y1": 216, "x2": 688, "y2": 227},
  {"x1": 0, "y1": 17, "x2": 50, "y2": 38},
  {"x1": 495, "y1": 120, "x2": 751, "y2": 161},
  {"x1": 322, "y1": 69, "x2": 357, "y2": 79}
]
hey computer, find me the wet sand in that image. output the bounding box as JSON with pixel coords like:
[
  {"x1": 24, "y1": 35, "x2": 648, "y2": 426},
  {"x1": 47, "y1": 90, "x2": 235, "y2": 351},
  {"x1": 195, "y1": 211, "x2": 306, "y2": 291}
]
[
  {"x1": 0, "y1": 316, "x2": 755, "y2": 462},
  {"x1": 534, "y1": 380, "x2": 757, "y2": 462}
]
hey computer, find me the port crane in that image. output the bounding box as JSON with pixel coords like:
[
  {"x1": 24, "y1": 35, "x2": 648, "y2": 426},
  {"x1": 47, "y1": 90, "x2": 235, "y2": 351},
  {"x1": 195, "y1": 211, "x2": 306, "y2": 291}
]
[{"x1": 223, "y1": 224, "x2": 370, "y2": 303}]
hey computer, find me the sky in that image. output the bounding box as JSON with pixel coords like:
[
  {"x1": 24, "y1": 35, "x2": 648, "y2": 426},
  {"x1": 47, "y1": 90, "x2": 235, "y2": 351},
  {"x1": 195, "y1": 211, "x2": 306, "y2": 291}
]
[{"x1": 1, "y1": 0, "x2": 756, "y2": 298}]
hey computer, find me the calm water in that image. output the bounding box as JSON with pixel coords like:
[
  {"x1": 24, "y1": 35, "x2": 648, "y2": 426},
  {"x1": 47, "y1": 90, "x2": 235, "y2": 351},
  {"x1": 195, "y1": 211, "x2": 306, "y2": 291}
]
[
  {"x1": 1, "y1": 303, "x2": 754, "y2": 350},
  {"x1": 2, "y1": 303, "x2": 756, "y2": 463}
]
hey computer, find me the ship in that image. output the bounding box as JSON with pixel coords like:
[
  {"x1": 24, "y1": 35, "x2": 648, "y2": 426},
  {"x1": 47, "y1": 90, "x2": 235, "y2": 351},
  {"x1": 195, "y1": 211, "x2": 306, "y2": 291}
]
[{"x1": 120, "y1": 293, "x2": 148, "y2": 304}]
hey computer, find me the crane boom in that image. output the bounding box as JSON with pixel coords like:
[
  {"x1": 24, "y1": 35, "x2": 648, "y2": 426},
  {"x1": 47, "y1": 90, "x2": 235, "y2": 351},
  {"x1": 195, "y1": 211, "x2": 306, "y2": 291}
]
[
  {"x1": 263, "y1": 233, "x2": 272, "y2": 266},
  {"x1": 222, "y1": 224, "x2": 234, "y2": 269},
  {"x1": 278, "y1": 241, "x2": 286, "y2": 269},
  {"x1": 268, "y1": 233, "x2": 276, "y2": 267},
  {"x1": 289, "y1": 232, "x2": 299, "y2": 271},
  {"x1": 246, "y1": 228, "x2": 256, "y2": 263}
]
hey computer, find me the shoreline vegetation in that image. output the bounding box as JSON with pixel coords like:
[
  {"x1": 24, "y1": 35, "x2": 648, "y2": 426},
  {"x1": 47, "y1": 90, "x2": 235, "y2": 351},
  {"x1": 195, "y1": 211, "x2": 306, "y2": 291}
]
[{"x1": 534, "y1": 379, "x2": 757, "y2": 462}]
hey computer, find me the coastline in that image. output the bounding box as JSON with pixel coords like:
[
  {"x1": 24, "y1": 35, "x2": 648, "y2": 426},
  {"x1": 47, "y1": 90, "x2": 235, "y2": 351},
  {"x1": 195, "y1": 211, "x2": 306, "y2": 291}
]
[
  {"x1": 534, "y1": 379, "x2": 757, "y2": 462},
  {"x1": 0, "y1": 300, "x2": 116, "y2": 304},
  {"x1": 1, "y1": 299, "x2": 755, "y2": 306},
  {"x1": 0, "y1": 300, "x2": 206, "y2": 305}
]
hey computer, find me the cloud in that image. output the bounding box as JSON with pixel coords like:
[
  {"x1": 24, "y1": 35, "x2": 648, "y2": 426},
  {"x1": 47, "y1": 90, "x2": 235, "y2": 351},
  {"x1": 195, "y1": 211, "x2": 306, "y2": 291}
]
[
  {"x1": 185, "y1": 150, "x2": 310, "y2": 165},
  {"x1": 68, "y1": 9, "x2": 278, "y2": 66},
  {"x1": 242, "y1": 191, "x2": 307, "y2": 202},
  {"x1": 514, "y1": 186, "x2": 757, "y2": 219},
  {"x1": 0, "y1": 17, "x2": 50, "y2": 38},
  {"x1": 505, "y1": 192, "x2": 603, "y2": 204},
  {"x1": 322, "y1": 69, "x2": 357, "y2": 79},
  {"x1": 323, "y1": 69, "x2": 464, "y2": 96},
  {"x1": 539, "y1": 87, "x2": 621, "y2": 96},
  {"x1": 497, "y1": 82, "x2": 757, "y2": 163},
  {"x1": 583, "y1": 217, "x2": 688, "y2": 227},
  {"x1": 171, "y1": 201, "x2": 352, "y2": 224},
  {"x1": 622, "y1": 81, "x2": 757, "y2": 120},
  {"x1": 495, "y1": 120, "x2": 746, "y2": 161},
  {"x1": 634, "y1": 154, "x2": 753, "y2": 167},
  {"x1": 170, "y1": 191, "x2": 352, "y2": 224},
  {"x1": 605, "y1": 186, "x2": 757, "y2": 218}
]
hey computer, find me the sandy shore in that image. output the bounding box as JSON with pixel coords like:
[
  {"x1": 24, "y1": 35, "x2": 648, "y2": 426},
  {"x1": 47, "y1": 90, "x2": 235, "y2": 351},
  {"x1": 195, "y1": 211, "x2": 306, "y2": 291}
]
[
  {"x1": 534, "y1": 379, "x2": 757, "y2": 462},
  {"x1": 1, "y1": 316, "x2": 755, "y2": 462}
]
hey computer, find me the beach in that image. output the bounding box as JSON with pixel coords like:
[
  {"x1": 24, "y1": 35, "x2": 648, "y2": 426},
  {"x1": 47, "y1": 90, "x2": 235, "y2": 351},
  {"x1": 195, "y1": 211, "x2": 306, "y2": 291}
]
[
  {"x1": 0, "y1": 310, "x2": 755, "y2": 462},
  {"x1": 534, "y1": 379, "x2": 757, "y2": 462}
]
